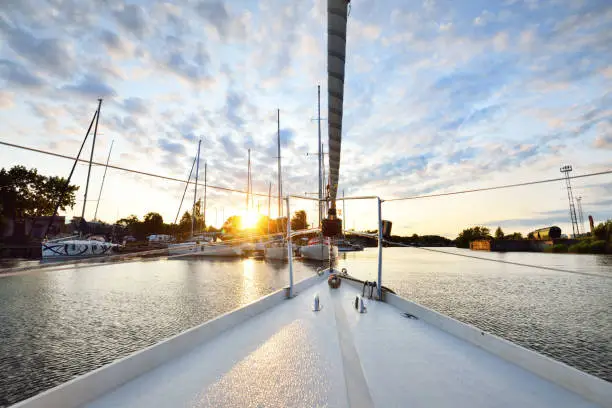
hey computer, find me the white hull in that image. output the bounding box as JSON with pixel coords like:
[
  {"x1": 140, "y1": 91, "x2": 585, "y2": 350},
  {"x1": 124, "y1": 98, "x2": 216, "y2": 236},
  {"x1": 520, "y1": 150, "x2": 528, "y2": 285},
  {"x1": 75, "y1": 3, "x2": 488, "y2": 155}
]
[
  {"x1": 42, "y1": 240, "x2": 118, "y2": 259},
  {"x1": 300, "y1": 244, "x2": 338, "y2": 261},
  {"x1": 169, "y1": 242, "x2": 242, "y2": 257},
  {"x1": 19, "y1": 274, "x2": 610, "y2": 408},
  {"x1": 264, "y1": 246, "x2": 288, "y2": 260},
  {"x1": 337, "y1": 245, "x2": 363, "y2": 252}
]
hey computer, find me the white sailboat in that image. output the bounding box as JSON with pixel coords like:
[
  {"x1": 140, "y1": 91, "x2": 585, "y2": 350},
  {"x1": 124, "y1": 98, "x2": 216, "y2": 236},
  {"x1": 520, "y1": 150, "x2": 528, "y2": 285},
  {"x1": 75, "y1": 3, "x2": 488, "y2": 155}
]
[
  {"x1": 42, "y1": 239, "x2": 118, "y2": 259},
  {"x1": 264, "y1": 241, "x2": 288, "y2": 260},
  {"x1": 299, "y1": 236, "x2": 338, "y2": 261},
  {"x1": 264, "y1": 110, "x2": 290, "y2": 261},
  {"x1": 169, "y1": 241, "x2": 242, "y2": 257},
  {"x1": 300, "y1": 85, "x2": 338, "y2": 261},
  {"x1": 169, "y1": 142, "x2": 243, "y2": 258},
  {"x1": 42, "y1": 99, "x2": 120, "y2": 260}
]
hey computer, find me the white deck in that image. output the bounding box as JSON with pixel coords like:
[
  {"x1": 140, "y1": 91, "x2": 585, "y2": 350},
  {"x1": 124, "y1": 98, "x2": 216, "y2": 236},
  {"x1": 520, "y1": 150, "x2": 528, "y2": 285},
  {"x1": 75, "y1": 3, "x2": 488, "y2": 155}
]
[{"x1": 83, "y1": 278, "x2": 603, "y2": 408}]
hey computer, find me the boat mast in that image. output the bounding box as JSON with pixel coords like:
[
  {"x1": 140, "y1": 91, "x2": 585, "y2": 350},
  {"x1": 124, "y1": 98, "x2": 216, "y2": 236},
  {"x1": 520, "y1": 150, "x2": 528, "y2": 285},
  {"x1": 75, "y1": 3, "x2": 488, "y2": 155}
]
[
  {"x1": 81, "y1": 98, "x2": 103, "y2": 222},
  {"x1": 93, "y1": 139, "x2": 114, "y2": 221},
  {"x1": 246, "y1": 148, "x2": 251, "y2": 212},
  {"x1": 203, "y1": 161, "x2": 207, "y2": 229},
  {"x1": 342, "y1": 189, "x2": 345, "y2": 233},
  {"x1": 322, "y1": 142, "x2": 326, "y2": 215},
  {"x1": 192, "y1": 139, "x2": 201, "y2": 238},
  {"x1": 277, "y1": 109, "x2": 282, "y2": 219},
  {"x1": 317, "y1": 85, "x2": 322, "y2": 229},
  {"x1": 42, "y1": 104, "x2": 99, "y2": 238},
  {"x1": 268, "y1": 181, "x2": 271, "y2": 234}
]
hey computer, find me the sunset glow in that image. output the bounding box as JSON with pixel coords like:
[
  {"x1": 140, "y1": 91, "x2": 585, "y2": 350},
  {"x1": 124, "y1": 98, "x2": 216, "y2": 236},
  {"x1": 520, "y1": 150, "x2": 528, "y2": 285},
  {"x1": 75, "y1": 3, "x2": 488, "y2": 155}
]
[{"x1": 241, "y1": 212, "x2": 260, "y2": 230}]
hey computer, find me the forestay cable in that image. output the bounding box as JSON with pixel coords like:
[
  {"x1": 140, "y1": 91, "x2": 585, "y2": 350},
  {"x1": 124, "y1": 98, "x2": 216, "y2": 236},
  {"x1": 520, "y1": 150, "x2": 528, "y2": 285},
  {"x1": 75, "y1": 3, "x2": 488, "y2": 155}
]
[
  {"x1": 382, "y1": 239, "x2": 611, "y2": 279},
  {"x1": 384, "y1": 170, "x2": 612, "y2": 202}
]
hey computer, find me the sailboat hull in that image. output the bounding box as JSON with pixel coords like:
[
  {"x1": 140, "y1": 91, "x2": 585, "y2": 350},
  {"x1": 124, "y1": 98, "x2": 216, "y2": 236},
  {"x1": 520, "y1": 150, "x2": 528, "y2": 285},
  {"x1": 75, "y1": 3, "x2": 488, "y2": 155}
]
[
  {"x1": 300, "y1": 244, "x2": 338, "y2": 261},
  {"x1": 42, "y1": 240, "x2": 118, "y2": 259},
  {"x1": 169, "y1": 243, "x2": 242, "y2": 257},
  {"x1": 264, "y1": 246, "x2": 288, "y2": 260}
]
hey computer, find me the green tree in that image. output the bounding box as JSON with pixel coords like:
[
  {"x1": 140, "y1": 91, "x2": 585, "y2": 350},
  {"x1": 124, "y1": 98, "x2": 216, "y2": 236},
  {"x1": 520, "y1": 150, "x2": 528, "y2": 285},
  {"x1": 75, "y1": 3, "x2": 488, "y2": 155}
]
[
  {"x1": 291, "y1": 210, "x2": 308, "y2": 231},
  {"x1": 593, "y1": 220, "x2": 611, "y2": 241},
  {"x1": 494, "y1": 226, "x2": 504, "y2": 239},
  {"x1": 0, "y1": 166, "x2": 79, "y2": 218},
  {"x1": 506, "y1": 232, "x2": 524, "y2": 240},
  {"x1": 455, "y1": 226, "x2": 491, "y2": 248},
  {"x1": 117, "y1": 215, "x2": 139, "y2": 229}
]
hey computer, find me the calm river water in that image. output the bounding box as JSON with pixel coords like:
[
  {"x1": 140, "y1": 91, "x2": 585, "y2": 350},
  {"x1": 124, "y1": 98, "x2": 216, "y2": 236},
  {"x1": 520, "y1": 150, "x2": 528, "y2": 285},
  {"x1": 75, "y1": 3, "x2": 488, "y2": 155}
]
[{"x1": 0, "y1": 248, "x2": 610, "y2": 406}]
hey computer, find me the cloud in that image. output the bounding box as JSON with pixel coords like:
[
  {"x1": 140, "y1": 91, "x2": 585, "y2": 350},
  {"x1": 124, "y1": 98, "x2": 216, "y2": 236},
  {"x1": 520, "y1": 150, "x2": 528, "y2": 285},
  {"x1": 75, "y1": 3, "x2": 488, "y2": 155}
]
[
  {"x1": 121, "y1": 97, "x2": 148, "y2": 115},
  {"x1": 225, "y1": 91, "x2": 245, "y2": 128},
  {"x1": 0, "y1": 91, "x2": 14, "y2": 108},
  {"x1": 113, "y1": 4, "x2": 148, "y2": 39},
  {"x1": 158, "y1": 138, "x2": 187, "y2": 155},
  {"x1": 0, "y1": 18, "x2": 74, "y2": 78},
  {"x1": 219, "y1": 134, "x2": 242, "y2": 158},
  {"x1": 158, "y1": 41, "x2": 212, "y2": 85},
  {"x1": 593, "y1": 120, "x2": 612, "y2": 149},
  {"x1": 99, "y1": 29, "x2": 128, "y2": 55},
  {"x1": 60, "y1": 75, "x2": 116, "y2": 98},
  {"x1": 0, "y1": 59, "x2": 45, "y2": 88},
  {"x1": 194, "y1": 1, "x2": 246, "y2": 40},
  {"x1": 448, "y1": 147, "x2": 479, "y2": 164}
]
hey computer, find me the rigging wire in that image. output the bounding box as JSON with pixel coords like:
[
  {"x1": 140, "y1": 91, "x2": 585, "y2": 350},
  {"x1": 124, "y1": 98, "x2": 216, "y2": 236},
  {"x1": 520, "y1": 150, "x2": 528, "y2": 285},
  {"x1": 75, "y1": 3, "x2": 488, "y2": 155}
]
[
  {"x1": 382, "y1": 239, "x2": 611, "y2": 279},
  {"x1": 3, "y1": 140, "x2": 611, "y2": 204},
  {"x1": 0, "y1": 140, "x2": 273, "y2": 198},
  {"x1": 384, "y1": 170, "x2": 612, "y2": 202}
]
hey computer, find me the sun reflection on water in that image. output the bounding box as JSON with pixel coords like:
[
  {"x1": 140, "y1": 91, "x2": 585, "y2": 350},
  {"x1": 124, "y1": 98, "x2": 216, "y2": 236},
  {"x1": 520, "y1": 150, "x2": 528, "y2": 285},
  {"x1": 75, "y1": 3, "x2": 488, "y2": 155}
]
[{"x1": 240, "y1": 258, "x2": 257, "y2": 304}]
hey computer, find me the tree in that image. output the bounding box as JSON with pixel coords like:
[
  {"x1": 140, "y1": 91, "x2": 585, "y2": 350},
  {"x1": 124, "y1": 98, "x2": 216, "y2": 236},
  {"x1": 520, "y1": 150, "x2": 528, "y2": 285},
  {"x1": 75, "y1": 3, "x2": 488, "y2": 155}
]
[
  {"x1": 455, "y1": 226, "x2": 491, "y2": 248},
  {"x1": 593, "y1": 220, "x2": 612, "y2": 241},
  {"x1": 222, "y1": 215, "x2": 242, "y2": 235},
  {"x1": 506, "y1": 232, "x2": 523, "y2": 240},
  {"x1": 0, "y1": 166, "x2": 79, "y2": 218},
  {"x1": 192, "y1": 199, "x2": 206, "y2": 232},
  {"x1": 291, "y1": 210, "x2": 308, "y2": 231},
  {"x1": 143, "y1": 212, "x2": 163, "y2": 234},
  {"x1": 268, "y1": 217, "x2": 287, "y2": 234},
  {"x1": 179, "y1": 211, "x2": 192, "y2": 233},
  {"x1": 117, "y1": 215, "x2": 139, "y2": 228},
  {"x1": 494, "y1": 226, "x2": 504, "y2": 239}
]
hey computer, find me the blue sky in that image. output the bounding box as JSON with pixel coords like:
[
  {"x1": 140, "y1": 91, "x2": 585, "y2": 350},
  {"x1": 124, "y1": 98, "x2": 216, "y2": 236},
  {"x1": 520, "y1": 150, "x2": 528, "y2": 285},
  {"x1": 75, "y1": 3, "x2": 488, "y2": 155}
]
[{"x1": 1, "y1": 0, "x2": 611, "y2": 237}]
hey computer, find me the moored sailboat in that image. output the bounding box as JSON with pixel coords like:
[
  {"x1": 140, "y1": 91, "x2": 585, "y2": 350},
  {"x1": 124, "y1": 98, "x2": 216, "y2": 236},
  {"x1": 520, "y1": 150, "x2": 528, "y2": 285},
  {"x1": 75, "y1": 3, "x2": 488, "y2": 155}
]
[{"x1": 41, "y1": 99, "x2": 121, "y2": 260}]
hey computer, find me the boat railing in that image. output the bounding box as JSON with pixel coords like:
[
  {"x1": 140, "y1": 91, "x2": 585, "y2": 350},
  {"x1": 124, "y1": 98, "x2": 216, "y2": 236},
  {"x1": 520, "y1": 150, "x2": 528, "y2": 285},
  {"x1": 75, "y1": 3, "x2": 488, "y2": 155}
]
[
  {"x1": 44, "y1": 234, "x2": 80, "y2": 243},
  {"x1": 285, "y1": 194, "x2": 384, "y2": 298}
]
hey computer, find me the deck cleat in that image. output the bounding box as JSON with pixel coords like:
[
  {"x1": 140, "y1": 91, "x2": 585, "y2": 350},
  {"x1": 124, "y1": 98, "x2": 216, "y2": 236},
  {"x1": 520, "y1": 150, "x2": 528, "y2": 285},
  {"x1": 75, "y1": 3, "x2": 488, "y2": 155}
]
[{"x1": 313, "y1": 293, "x2": 322, "y2": 311}]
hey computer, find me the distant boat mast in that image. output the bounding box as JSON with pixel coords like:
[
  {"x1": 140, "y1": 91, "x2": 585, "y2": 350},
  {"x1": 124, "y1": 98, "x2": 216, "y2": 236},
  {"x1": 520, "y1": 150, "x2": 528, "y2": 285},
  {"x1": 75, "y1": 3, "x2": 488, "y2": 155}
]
[
  {"x1": 317, "y1": 85, "x2": 322, "y2": 228},
  {"x1": 277, "y1": 109, "x2": 282, "y2": 219},
  {"x1": 81, "y1": 98, "x2": 103, "y2": 222},
  {"x1": 192, "y1": 139, "x2": 201, "y2": 238},
  {"x1": 246, "y1": 148, "x2": 251, "y2": 212},
  {"x1": 93, "y1": 139, "x2": 114, "y2": 221}
]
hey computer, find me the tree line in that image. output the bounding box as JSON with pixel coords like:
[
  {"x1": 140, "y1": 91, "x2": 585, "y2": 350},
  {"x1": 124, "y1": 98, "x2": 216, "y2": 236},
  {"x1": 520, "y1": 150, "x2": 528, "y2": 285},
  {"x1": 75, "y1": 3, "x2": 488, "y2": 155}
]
[{"x1": 0, "y1": 166, "x2": 79, "y2": 219}]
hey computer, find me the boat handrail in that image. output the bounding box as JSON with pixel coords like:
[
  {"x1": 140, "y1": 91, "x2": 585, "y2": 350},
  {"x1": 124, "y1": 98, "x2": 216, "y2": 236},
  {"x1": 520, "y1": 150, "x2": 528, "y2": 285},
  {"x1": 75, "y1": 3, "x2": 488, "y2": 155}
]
[{"x1": 44, "y1": 235, "x2": 79, "y2": 243}]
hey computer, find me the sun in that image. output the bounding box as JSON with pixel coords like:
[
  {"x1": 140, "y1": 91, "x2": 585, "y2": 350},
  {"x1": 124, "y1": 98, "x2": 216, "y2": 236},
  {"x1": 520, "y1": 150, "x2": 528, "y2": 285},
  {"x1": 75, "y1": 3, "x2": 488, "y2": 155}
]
[{"x1": 241, "y1": 212, "x2": 260, "y2": 230}]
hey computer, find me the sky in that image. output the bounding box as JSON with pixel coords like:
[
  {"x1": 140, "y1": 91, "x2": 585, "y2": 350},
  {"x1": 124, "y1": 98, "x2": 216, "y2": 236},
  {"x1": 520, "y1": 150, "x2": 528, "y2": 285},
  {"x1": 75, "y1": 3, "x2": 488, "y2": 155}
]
[{"x1": 0, "y1": 0, "x2": 611, "y2": 238}]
